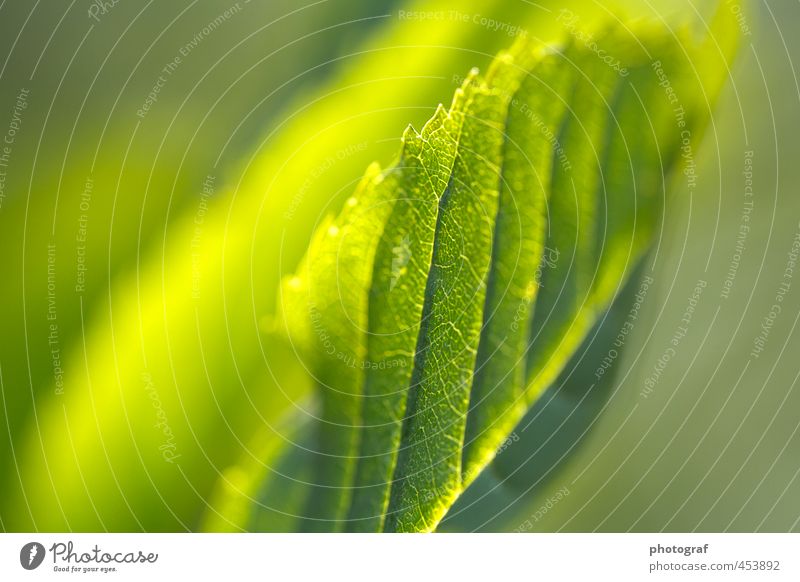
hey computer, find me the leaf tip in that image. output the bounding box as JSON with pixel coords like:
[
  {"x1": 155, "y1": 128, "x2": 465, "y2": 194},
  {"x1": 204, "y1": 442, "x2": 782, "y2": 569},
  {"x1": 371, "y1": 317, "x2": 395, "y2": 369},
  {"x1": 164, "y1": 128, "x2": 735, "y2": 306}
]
[{"x1": 400, "y1": 123, "x2": 417, "y2": 145}]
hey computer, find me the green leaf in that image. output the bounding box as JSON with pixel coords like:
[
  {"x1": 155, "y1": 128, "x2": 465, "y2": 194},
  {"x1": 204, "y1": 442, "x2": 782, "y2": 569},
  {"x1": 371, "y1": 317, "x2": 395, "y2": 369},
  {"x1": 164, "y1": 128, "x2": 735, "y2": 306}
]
[
  {"x1": 382, "y1": 77, "x2": 508, "y2": 532},
  {"x1": 270, "y1": 12, "x2": 739, "y2": 532},
  {"x1": 345, "y1": 98, "x2": 469, "y2": 531}
]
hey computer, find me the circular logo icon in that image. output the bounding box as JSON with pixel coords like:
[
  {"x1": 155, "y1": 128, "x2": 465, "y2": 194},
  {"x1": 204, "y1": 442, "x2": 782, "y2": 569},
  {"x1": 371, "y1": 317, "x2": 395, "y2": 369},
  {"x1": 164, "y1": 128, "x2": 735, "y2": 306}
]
[{"x1": 20, "y1": 542, "x2": 45, "y2": 570}]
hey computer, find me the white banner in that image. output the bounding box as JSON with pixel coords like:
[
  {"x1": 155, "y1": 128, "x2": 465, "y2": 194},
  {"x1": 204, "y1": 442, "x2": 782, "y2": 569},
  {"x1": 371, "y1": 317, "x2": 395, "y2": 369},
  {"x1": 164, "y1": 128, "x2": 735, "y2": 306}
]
[{"x1": 0, "y1": 533, "x2": 797, "y2": 581}]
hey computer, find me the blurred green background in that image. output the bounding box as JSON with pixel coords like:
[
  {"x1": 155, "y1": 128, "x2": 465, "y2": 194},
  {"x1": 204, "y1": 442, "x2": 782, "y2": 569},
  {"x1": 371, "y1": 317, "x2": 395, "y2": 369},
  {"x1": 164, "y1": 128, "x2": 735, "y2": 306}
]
[{"x1": 0, "y1": 0, "x2": 797, "y2": 532}]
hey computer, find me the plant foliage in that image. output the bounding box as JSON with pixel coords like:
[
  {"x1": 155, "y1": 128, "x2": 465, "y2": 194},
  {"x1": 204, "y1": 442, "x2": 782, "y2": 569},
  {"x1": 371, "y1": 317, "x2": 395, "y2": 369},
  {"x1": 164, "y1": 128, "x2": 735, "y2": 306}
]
[{"x1": 246, "y1": 10, "x2": 739, "y2": 532}]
